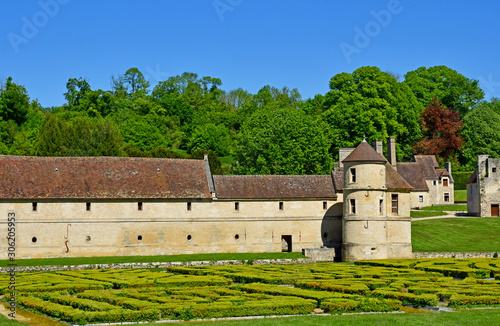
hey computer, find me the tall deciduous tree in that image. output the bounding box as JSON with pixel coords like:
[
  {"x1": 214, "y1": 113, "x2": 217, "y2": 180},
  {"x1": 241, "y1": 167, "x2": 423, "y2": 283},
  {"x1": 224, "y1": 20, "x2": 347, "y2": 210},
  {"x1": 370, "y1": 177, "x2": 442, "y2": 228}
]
[
  {"x1": 111, "y1": 68, "x2": 150, "y2": 98},
  {"x1": 461, "y1": 103, "x2": 500, "y2": 170},
  {"x1": 404, "y1": 65, "x2": 484, "y2": 116},
  {"x1": 0, "y1": 77, "x2": 30, "y2": 125},
  {"x1": 236, "y1": 107, "x2": 332, "y2": 175},
  {"x1": 413, "y1": 97, "x2": 464, "y2": 162},
  {"x1": 322, "y1": 66, "x2": 423, "y2": 160},
  {"x1": 64, "y1": 77, "x2": 91, "y2": 107}
]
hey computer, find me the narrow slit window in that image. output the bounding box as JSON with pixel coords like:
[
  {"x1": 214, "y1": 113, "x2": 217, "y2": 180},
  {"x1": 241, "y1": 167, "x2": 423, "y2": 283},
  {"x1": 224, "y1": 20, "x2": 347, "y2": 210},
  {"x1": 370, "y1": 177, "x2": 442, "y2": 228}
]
[
  {"x1": 279, "y1": 202, "x2": 284, "y2": 211},
  {"x1": 138, "y1": 202, "x2": 143, "y2": 211},
  {"x1": 350, "y1": 168, "x2": 356, "y2": 183},
  {"x1": 391, "y1": 194, "x2": 398, "y2": 214},
  {"x1": 323, "y1": 201, "x2": 327, "y2": 210},
  {"x1": 379, "y1": 199, "x2": 383, "y2": 214},
  {"x1": 32, "y1": 202, "x2": 37, "y2": 212},
  {"x1": 235, "y1": 202, "x2": 239, "y2": 211},
  {"x1": 433, "y1": 180, "x2": 437, "y2": 185},
  {"x1": 86, "y1": 202, "x2": 91, "y2": 211},
  {"x1": 350, "y1": 199, "x2": 356, "y2": 214},
  {"x1": 187, "y1": 202, "x2": 192, "y2": 211}
]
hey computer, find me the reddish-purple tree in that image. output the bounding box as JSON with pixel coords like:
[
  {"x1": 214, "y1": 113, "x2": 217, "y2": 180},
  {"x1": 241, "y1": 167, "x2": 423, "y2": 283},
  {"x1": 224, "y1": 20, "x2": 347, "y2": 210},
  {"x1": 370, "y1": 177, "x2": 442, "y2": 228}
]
[{"x1": 414, "y1": 97, "x2": 464, "y2": 161}]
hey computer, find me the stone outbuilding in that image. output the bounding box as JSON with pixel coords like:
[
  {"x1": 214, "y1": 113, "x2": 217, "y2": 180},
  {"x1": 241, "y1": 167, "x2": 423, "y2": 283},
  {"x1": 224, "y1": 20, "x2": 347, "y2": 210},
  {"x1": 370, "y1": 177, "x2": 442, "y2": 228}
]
[{"x1": 467, "y1": 155, "x2": 500, "y2": 217}]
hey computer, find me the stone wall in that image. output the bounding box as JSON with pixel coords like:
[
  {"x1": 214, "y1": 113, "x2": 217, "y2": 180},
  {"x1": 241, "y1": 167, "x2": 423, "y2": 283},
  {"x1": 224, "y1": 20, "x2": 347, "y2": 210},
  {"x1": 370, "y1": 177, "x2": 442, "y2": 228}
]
[{"x1": 0, "y1": 258, "x2": 315, "y2": 273}]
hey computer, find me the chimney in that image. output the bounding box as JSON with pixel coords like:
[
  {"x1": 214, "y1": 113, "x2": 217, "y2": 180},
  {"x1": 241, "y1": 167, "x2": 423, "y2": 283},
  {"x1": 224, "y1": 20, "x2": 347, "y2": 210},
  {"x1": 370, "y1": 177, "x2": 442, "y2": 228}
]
[
  {"x1": 373, "y1": 140, "x2": 383, "y2": 156},
  {"x1": 445, "y1": 162, "x2": 454, "y2": 183},
  {"x1": 387, "y1": 136, "x2": 396, "y2": 166}
]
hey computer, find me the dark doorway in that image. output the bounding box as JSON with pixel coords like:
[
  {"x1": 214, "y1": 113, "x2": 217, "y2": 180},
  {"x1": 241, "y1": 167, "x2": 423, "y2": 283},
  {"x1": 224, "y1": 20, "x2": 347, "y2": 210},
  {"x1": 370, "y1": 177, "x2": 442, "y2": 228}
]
[
  {"x1": 492, "y1": 204, "x2": 499, "y2": 217},
  {"x1": 281, "y1": 235, "x2": 292, "y2": 252}
]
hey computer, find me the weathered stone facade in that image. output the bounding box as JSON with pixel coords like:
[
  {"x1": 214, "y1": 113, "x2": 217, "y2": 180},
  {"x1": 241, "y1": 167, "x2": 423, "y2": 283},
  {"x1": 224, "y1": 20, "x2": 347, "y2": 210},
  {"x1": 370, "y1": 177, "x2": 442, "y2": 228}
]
[
  {"x1": 467, "y1": 155, "x2": 500, "y2": 217},
  {"x1": 0, "y1": 140, "x2": 419, "y2": 262}
]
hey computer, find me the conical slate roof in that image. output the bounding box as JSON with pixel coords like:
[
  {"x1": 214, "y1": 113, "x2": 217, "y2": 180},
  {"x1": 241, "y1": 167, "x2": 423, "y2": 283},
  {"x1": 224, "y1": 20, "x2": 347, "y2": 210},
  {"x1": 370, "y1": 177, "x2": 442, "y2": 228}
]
[{"x1": 342, "y1": 141, "x2": 387, "y2": 163}]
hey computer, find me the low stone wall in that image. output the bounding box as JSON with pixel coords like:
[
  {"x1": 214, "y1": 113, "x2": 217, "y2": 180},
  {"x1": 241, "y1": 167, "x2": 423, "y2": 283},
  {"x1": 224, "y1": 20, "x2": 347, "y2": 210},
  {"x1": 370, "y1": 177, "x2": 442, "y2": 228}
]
[
  {"x1": 0, "y1": 258, "x2": 315, "y2": 273},
  {"x1": 302, "y1": 248, "x2": 336, "y2": 262},
  {"x1": 413, "y1": 252, "x2": 498, "y2": 259}
]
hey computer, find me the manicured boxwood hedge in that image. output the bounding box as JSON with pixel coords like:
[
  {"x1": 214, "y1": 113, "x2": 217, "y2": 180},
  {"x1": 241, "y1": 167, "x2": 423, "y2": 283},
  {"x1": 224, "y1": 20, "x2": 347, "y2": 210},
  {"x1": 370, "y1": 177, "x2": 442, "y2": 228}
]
[{"x1": 5, "y1": 259, "x2": 500, "y2": 323}]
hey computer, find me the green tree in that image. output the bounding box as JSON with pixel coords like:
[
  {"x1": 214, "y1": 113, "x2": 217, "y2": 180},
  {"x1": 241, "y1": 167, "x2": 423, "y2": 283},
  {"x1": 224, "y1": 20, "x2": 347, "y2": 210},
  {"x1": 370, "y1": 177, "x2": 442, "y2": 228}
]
[
  {"x1": 461, "y1": 103, "x2": 500, "y2": 170},
  {"x1": 404, "y1": 65, "x2": 484, "y2": 116},
  {"x1": 64, "y1": 77, "x2": 91, "y2": 107},
  {"x1": 187, "y1": 123, "x2": 232, "y2": 156},
  {"x1": 112, "y1": 68, "x2": 150, "y2": 98},
  {"x1": 0, "y1": 77, "x2": 30, "y2": 125},
  {"x1": 236, "y1": 107, "x2": 332, "y2": 175},
  {"x1": 34, "y1": 113, "x2": 66, "y2": 156},
  {"x1": 323, "y1": 66, "x2": 422, "y2": 160}
]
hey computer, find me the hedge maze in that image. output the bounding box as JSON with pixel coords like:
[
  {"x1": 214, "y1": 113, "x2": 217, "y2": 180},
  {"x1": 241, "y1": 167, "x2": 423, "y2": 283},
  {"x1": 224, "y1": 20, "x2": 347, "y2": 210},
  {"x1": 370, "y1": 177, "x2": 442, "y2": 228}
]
[{"x1": 2, "y1": 258, "x2": 500, "y2": 324}]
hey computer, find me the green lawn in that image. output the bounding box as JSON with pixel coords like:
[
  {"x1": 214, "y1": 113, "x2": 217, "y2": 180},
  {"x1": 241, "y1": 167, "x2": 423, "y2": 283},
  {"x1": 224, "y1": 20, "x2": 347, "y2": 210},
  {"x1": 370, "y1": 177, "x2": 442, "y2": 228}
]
[
  {"x1": 0, "y1": 314, "x2": 28, "y2": 326},
  {"x1": 420, "y1": 204, "x2": 467, "y2": 211},
  {"x1": 455, "y1": 189, "x2": 467, "y2": 202},
  {"x1": 142, "y1": 309, "x2": 500, "y2": 326},
  {"x1": 410, "y1": 210, "x2": 448, "y2": 218},
  {"x1": 412, "y1": 217, "x2": 500, "y2": 252},
  {"x1": 0, "y1": 252, "x2": 305, "y2": 268}
]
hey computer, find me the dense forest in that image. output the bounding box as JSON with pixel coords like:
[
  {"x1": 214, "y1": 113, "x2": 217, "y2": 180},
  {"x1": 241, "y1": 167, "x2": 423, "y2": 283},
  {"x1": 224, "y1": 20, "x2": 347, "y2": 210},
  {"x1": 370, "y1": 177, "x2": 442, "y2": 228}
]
[{"x1": 0, "y1": 65, "x2": 497, "y2": 175}]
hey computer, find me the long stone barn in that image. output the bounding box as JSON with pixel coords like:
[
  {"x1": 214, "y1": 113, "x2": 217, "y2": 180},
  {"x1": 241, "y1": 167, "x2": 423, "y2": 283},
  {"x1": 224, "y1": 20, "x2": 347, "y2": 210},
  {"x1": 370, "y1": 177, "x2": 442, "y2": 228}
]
[{"x1": 1, "y1": 140, "x2": 426, "y2": 261}]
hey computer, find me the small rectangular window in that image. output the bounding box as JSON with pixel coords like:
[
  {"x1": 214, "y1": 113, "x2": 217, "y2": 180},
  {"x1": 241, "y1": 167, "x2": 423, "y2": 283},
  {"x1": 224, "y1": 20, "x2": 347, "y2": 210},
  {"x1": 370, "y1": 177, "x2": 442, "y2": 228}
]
[
  {"x1": 32, "y1": 202, "x2": 37, "y2": 212},
  {"x1": 323, "y1": 201, "x2": 327, "y2": 210},
  {"x1": 279, "y1": 202, "x2": 284, "y2": 211},
  {"x1": 187, "y1": 202, "x2": 192, "y2": 211},
  {"x1": 433, "y1": 180, "x2": 437, "y2": 185},
  {"x1": 419, "y1": 195, "x2": 423, "y2": 202},
  {"x1": 138, "y1": 202, "x2": 143, "y2": 211},
  {"x1": 350, "y1": 168, "x2": 356, "y2": 183},
  {"x1": 493, "y1": 167, "x2": 497, "y2": 173},
  {"x1": 379, "y1": 199, "x2": 383, "y2": 214},
  {"x1": 443, "y1": 179, "x2": 448, "y2": 186},
  {"x1": 444, "y1": 193, "x2": 450, "y2": 202},
  {"x1": 391, "y1": 194, "x2": 398, "y2": 214},
  {"x1": 235, "y1": 202, "x2": 239, "y2": 211},
  {"x1": 86, "y1": 202, "x2": 91, "y2": 211},
  {"x1": 350, "y1": 199, "x2": 356, "y2": 214}
]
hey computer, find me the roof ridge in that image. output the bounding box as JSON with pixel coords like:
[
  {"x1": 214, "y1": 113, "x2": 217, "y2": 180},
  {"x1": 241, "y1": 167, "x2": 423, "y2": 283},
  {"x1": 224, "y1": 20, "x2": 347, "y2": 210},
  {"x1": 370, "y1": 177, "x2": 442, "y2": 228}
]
[{"x1": 0, "y1": 155, "x2": 204, "y2": 163}]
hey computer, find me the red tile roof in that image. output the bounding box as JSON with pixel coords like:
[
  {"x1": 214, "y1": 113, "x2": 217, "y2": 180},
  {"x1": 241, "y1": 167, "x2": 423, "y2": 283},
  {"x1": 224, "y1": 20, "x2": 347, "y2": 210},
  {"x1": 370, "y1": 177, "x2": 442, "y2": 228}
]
[
  {"x1": 414, "y1": 155, "x2": 439, "y2": 179},
  {"x1": 213, "y1": 175, "x2": 337, "y2": 199},
  {"x1": 467, "y1": 169, "x2": 478, "y2": 184},
  {"x1": 396, "y1": 162, "x2": 429, "y2": 191},
  {"x1": 0, "y1": 156, "x2": 212, "y2": 199},
  {"x1": 386, "y1": 163, "x2": 413, "y2": 191},
  {"x1": 342, "y1": 141, "x2": 387, "y2": 163}
]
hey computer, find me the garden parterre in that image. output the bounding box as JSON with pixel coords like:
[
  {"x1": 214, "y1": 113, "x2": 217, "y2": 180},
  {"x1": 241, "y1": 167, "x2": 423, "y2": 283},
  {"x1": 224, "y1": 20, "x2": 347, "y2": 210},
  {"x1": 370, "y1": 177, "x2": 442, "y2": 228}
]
[{"x1": 2, "y1": 258, "x2": 500, "y2": 324}]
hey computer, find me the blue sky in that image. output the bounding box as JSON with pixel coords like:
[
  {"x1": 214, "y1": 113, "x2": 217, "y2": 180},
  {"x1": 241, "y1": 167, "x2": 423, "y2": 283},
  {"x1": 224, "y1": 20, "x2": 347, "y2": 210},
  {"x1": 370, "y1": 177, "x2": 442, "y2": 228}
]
[{"x1": 1, "y1": 0, "x2": 499, "y2": 107}]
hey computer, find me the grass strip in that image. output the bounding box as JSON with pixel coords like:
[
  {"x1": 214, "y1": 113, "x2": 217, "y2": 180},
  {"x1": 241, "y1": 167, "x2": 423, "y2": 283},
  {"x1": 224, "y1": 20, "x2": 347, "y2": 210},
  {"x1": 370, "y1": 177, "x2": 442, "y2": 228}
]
[
  {"x1": 411, "y1": 211, "x2": 448, "y2": 218},
  {"x1": 0, "y1": 252, "x2": 305, "y2": 268},
  {"x1": 420, "y1": 204, "x2": 467, "y2": 211}
]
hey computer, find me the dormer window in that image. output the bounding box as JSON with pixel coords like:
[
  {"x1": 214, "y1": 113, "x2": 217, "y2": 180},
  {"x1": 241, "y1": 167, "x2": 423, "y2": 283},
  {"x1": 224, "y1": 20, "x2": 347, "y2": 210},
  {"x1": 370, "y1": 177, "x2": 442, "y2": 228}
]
[
  {"x1": 350, "y1": 168, "x2": 356, "y2": 183},
  {"x1": 443, "y1": 178, "x2": 448, "y2": 187}
]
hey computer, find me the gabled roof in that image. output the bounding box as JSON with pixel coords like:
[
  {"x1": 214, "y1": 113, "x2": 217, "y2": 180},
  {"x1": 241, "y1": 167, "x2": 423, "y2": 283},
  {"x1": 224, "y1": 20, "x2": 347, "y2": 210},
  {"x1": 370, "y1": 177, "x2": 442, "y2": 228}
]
[
  {"x1": 0, "y1": 156, "x2": 212, "y2": 199},
  {"x1": 414, "y1": 155, "x2": 439, "y2": 179},
  {"x1": 342, "y1": 141, "x2": 387, "y2": 163},
  {"x1": 467, "y1": 169, "x2": 478, "y2": 184},
  {"x1": 386, "y1": 163, "x2": 413, "y2": 191},
  {"x1": 213, "y1": 175, "x2": 336, "y2": 199},
  {"x1": 332, "y1": 169, "x2": 344, "y2": 193},
  {"x1": 396, "y1": 162, "x2": 429, "y2": 192}
]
